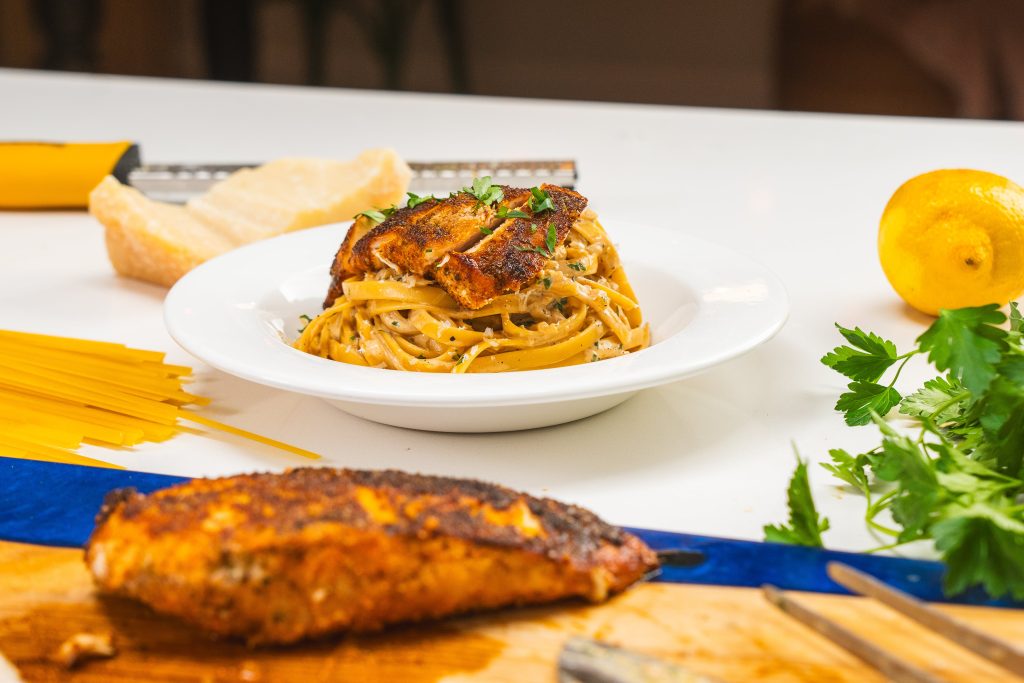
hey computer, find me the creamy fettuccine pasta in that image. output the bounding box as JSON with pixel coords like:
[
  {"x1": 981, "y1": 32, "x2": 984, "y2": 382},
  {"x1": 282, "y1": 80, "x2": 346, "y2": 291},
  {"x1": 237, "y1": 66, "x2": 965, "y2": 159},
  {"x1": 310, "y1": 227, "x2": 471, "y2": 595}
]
[{"x1": 294, "y1": 210, "x2": 648, "y2": 373}]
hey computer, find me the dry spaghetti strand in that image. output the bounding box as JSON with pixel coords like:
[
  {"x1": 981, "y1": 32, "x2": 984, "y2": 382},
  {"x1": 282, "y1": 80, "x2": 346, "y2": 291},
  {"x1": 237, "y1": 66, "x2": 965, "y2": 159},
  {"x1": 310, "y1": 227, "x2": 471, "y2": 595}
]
[{"x1": 0, "y1": 330, "x2": 320, "y2": 467}]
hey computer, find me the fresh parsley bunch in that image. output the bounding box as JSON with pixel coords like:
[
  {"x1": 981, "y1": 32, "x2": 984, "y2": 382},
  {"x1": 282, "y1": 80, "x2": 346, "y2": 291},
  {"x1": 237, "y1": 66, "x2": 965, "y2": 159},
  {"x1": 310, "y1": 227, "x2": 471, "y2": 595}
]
[{"x1": 766, "y1": 303, "x2": 1024, "y2": 600}]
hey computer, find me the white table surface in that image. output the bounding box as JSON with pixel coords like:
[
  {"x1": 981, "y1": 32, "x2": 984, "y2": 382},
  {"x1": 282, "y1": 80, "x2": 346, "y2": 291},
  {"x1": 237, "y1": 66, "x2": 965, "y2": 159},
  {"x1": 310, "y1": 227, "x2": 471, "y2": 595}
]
[{"x1": 4, "y1": 68, "x2": 1024, "y2": 553}]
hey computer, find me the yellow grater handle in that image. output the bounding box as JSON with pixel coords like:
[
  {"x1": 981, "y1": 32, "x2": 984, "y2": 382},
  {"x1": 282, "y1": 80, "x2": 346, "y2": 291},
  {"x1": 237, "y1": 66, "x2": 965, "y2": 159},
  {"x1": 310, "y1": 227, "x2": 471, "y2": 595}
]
[{"x1": 0, "y1": 141, "x2": 140, "y2": 209}]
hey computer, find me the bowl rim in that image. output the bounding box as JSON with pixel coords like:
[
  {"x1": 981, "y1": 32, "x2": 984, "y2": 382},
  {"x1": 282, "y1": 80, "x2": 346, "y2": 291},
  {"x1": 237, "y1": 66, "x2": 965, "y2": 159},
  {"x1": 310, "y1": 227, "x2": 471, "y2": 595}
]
[{"x1": 164, "y1": 219, "x2": 789, "y2": 408}]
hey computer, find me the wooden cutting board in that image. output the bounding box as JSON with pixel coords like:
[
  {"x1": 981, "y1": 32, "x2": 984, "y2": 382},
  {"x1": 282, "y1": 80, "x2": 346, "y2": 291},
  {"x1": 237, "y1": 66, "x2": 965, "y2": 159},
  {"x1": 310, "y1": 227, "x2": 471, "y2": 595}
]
[{"x1": 1, "y1": 540, "x2": 1022, "y2": 683}]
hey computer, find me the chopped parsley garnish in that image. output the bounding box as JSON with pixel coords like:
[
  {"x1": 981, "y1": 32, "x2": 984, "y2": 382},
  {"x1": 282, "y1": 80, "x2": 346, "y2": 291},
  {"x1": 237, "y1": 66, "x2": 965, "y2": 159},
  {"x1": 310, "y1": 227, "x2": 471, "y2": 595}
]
[
  {"x1": 545, "y1": 222, "x2": 558, "y2": 254},
  {"x1": 541, "y1": 276, "x2": 552, "y2": 289},
  {"x1": 514, "y1": 223, "x2": 559, "y2": 259},
  {"x1": 391, "y1": 321, "x2": 399, "y2": 326},
  {"x1": 452, "y1": 352, "x2": 465, "y2": 364},
  {"x1": 355, "y1": 205, "x2": 397, "y2": 224},
  {"x1": 463, "y1": 176, "x2": 503, "y2": 207},
  {"x1": 568, "y1": 262, "x2": 585, "y2": 272},
  {"x1": 298, "y1": 314, "x2": 313, "y2": 333},
  {"x1": 530, "y1": 223, "x2": 538, "y2": 233},
  {"x1": 527, "y1": 187, "x2": 555, "y2": 213},
  {"x1": 497, "y1": 205, "x2": 529, "y2": 219},
  {"x1": 417, "y1": 354, "x2": 426, "y2": 360},
  {"x1": 551, "y1": 297, "x2": 568, "y2": 314},
  {"x1": 406, "y1": 191, "x2": 439, "y2": 208},
  {"x1": 479, "y1": 225, "x2": 494, "y2": 235}
]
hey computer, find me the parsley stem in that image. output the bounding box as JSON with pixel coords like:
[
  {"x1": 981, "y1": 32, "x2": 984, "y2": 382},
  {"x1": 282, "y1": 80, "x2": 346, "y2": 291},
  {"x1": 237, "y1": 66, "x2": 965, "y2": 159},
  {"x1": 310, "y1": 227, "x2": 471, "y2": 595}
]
[
  {"x1": 871, "y1": 488, "x2": 898, "y2": 508},
  {"x1": 863, "y1": 539, "x2": 912, "y2": 554},
  {"x1": 918, "y1": 415, "x2": 950, "y2": 446},
  {"x1": 926, "y1": 390, "x2": 971, "y2": 422},
  {"x1": 865, "y1": 519, "x2": 901, "y2": 538},
  {"x1": 864, "y1": 488, "x2": 898, "y2": 537},
  {"x1": 886, "y1": 351, "x2": 918, "y2": 388}
]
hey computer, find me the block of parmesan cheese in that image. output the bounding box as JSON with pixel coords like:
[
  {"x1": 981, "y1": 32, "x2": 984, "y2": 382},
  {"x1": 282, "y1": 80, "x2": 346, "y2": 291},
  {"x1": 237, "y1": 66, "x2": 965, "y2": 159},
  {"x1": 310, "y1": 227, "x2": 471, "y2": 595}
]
[
  {"x1": 187, "y1": 150, "x2": 412, "y2": 244},
  {"x1": 89, "y1": 148, "x2": 411, "y2": 287},
  {"x1": 91, "y1": 177, "x2": 236, "y2": 288}
]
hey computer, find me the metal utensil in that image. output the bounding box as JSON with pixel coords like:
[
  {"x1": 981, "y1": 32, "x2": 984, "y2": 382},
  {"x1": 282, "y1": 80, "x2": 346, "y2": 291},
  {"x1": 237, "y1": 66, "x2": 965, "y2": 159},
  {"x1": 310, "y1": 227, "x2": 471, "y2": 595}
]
[
  {"x1": 129, "y1": 159, "x2": 578, "y2": 203},
  {"x1": 764, "y1": 563, "x2": 1024, "y2": 683},
  {"x1": 558, "y1": 637, "x2": 722, "y2": 683}
]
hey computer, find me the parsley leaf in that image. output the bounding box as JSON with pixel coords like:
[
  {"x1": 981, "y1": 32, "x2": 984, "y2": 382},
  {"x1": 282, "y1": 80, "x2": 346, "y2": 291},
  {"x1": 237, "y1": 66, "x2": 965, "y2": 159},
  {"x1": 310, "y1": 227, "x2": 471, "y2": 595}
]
[
  {"x1": 463, "y1": 176, "x2": 503, "y2": 207},
  {"x1": 1010, "y1": 301, "x2": 1024, "y2": 334},
  {"x1": 568, "y1": 262, "x2": 586, "y2": 272},
  {"x1": 497, "y1": 205, "x2": 529, "y2": 219},
  {"x1": 933, "y1": 501, "x2": 1024, "y2": 600},
  {"x1": 514, "y1": 223, "x2": 560, "y2": 259},
  {"x1": 871, "y1": 424, "x2": 942, "y2": 540},
  {"x1": 764, "y1": 457, "x2": 829, "y2": 547},
  {"x1": 527, "y1": 187, "x2": 555, "y2": 213},
  {"x1": 820, "y1": 448, "x2": 871, "y2": 497},
  {"x1": 406, "y1": 192, "x2": 439, "y2": 208},
  {"x1": 545, "y1": 222, "x2": 558, "y2": 255},
  {"x1": 835, "y1": 381, "x2": 902, "y2": 426},
  {"x1": 977, "y1": 376, "x2": 1024, "y2": 477},
  {"x1": 917, "y1": 305, "x2": 1007, "y2": 395},
  {"x1": 899, "y1": 375, "x2": 969, "y2": 425},
  {"x1": 821, "y1": 325, "x2": 900, "y2": 382},
  {"x1": 998, "y1": 353, "x2": 1024, "y2": 385},
  {"x1": 356, "y1": 205, "x2": 397, "y2": 224},
  {"x1": 479, "y1": 225, "x2": 493, "y2": 235}
]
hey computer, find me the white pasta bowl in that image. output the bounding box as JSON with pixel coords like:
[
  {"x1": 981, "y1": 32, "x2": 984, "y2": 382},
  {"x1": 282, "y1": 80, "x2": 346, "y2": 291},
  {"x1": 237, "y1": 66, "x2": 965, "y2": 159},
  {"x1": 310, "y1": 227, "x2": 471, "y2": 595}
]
[{"x1": 164, "y1": 219, "x2": 788, "y2": 432}]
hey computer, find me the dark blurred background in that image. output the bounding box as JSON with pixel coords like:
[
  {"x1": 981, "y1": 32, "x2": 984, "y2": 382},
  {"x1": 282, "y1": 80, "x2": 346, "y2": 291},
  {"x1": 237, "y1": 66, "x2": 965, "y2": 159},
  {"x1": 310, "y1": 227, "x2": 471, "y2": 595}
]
[{"x1": 2, "y1": 0, "x2": 1023, "y2": 120}]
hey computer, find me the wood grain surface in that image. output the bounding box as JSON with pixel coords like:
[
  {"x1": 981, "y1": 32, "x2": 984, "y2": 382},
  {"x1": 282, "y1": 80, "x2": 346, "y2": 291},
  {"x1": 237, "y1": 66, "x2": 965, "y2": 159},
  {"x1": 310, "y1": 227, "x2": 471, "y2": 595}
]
[{"x1": 1, "y1": 541, "x2": 1022, "y2": 682}]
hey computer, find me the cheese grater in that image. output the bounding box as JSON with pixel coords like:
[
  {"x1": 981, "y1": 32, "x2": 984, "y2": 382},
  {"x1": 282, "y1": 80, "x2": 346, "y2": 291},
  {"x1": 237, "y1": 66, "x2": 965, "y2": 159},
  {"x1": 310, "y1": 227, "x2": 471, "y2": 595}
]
[{"x1": 130, "y1": 159, "x2": 578, "y2": 204}]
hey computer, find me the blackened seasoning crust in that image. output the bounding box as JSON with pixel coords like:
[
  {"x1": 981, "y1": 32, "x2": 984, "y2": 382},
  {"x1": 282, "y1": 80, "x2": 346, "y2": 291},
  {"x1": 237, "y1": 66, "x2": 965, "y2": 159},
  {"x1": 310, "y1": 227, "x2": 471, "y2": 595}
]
[
  {"x1": 85, "y1": 467, "x2": 657, "y2": 645},
  {"x1": 325, "y1": 184, "x2": 588, "y2": 310}
]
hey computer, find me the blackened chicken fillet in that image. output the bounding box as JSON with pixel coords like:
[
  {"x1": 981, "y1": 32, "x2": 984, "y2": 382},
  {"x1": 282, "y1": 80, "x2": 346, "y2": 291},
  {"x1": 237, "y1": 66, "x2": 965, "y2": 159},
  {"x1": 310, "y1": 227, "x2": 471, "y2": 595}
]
[{"x1": 85, "y1": 467, "x2": 658, "y2": 645}]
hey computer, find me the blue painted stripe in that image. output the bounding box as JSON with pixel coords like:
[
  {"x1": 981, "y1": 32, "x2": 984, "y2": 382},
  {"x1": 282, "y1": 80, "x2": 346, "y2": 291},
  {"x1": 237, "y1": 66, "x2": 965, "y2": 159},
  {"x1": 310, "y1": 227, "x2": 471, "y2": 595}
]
[
  {"x1": 1, "y1": 457, "x2": 1018, "y2": 607},
  {"x1": 0, "y1": 457, "x2": 185, "y2": 548},
  {"x1": 630, "y1": 527, "x2": 1021, "y2": 607}
]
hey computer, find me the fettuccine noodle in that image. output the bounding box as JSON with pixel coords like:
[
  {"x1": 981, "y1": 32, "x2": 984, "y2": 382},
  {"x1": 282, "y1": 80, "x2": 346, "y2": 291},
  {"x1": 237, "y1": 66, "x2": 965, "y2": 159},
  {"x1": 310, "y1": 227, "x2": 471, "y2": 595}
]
[{"x1": 294, "y1": 211, "x2": 649, "y2": 373}]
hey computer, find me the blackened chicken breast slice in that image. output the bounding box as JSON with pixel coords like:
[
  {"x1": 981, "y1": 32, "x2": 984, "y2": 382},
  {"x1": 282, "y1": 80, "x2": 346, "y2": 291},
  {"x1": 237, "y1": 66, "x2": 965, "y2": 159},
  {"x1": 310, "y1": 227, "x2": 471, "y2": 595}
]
[
  {"x1": 323, "y1": 201, "x2": 440, "y2": 307},
  {"x1": 435, "y1": 185, "x2": 588, "y2": 309},
  {"x1": 323, "y1": 212, "x2": 378, "y2": 306},
  {"x1": 373, "y1": 193, "x2": 501, "y2": 276},
  {"x1": 324, "y1": 194, "x2": 502, "y2": 308}
]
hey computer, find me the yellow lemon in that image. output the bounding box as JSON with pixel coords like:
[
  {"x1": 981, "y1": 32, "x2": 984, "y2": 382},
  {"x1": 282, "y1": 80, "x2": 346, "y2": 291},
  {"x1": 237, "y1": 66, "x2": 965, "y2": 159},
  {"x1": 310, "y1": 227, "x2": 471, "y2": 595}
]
[{"x1": 878, "y1": 169, "x2": 1024, "y2": 316}]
